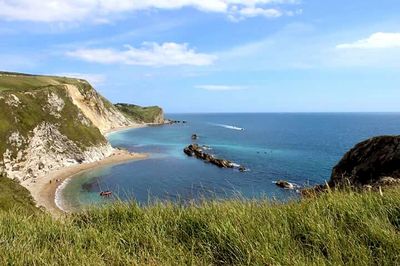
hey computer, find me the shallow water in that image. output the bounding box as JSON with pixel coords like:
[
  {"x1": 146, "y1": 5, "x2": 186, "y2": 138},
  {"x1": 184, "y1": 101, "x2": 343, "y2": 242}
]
[{"x1": 60, "y1": 113, "x2": 400, "y2": 210}]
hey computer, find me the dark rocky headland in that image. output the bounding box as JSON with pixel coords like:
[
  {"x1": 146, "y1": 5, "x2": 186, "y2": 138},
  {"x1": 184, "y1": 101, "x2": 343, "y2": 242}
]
[{"x1": 303, "y1": 135, "x2": 400, "y2": 195}]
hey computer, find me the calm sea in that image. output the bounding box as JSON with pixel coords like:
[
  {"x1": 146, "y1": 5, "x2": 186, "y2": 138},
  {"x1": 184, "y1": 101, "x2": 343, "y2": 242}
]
[{"x1": 59, "y1": 113, "x2": 400, "y2": 210}]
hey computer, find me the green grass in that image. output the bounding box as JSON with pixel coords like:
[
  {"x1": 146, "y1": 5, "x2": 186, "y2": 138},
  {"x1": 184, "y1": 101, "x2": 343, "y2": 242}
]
[
  {"x1": 1, "y1": 71, "x2": 399, "y2": 265},
  {"x1": 0, "y1": 188, "x2": 399, "y2": 265},
  {"x1": 0, "y1": 76, "x2": 107, "y2": 163},
  {"x1": 0, "y1": 86, "x2": 106, "y2": 161},
  {"x1": 0, "y1": 174, "x2": 37, "y2": 213},
  {"x1": 115, "y1": 103, "x2": 163, "y2": 123},
  {"x1": 0, "y1": 72, "x2": 83, "y2": 92}
]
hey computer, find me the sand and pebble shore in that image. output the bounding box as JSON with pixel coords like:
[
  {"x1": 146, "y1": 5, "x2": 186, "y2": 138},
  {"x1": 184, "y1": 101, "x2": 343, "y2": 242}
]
[{"x1": 22, "y1": 125, "x2": 149, "y2": 216}]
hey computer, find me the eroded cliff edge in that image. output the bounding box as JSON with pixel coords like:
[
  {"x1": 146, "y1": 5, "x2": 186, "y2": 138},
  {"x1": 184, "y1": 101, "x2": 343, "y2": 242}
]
[
  {"x1": 329, "y1": 135, "x2": 400, "y2": 188},
  {"x1": 302, "y1": 135, "x2": 400, "y2": 196},
  {"x1": 0, "y1": 72, "x2": 163, "y2": 181}
]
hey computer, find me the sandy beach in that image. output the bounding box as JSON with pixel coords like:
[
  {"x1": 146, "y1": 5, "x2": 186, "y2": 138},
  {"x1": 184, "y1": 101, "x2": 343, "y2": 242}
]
[
  {"x1": 22, "y1": 125, "x2": 149, "y2": 216},
  {"x1": 104, "y1": 124, "x2": 147, "y2": 136},
  {"x1": 104, "y1": 122, "x2": 168, "y2": 136}
]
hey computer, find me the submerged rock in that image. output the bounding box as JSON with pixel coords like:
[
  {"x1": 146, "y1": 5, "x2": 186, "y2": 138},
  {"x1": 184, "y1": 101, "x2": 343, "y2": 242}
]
[{"x1": 165, "y1": 120, "x2": 187, "y2": 124}]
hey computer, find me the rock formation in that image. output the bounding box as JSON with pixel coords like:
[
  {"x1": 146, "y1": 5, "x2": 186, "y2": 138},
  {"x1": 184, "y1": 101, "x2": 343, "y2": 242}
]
[
  {"x1": 329, "y1": 135, "x2": 400, "y2": 188},
  {"x1": 275, "y1": 180, "x2": 296, "y2": 190},
  {"x1": 184, "y1": 144, "x2": 246, "y2": 170},
  {"x1": 0, "y1": 72, "x2": 164, "y2": 181}
]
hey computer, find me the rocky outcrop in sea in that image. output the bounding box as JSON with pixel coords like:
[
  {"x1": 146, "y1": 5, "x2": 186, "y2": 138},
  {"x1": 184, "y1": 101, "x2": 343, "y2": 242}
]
[
  {"x1": 329, "y1": 135, "x2": 400, "y2": 188},
  {"x1": 302, "y1": 135, "x2": 400, "y2": 195},
  {"x1": 184, "y1": 144, "x2": 246, "y2": 171}
]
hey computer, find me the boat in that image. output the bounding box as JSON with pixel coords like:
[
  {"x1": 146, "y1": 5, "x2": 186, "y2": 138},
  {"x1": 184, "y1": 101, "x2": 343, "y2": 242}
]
[{"x1": 99, "y1": 191, "x2": 112, "y2": 197}]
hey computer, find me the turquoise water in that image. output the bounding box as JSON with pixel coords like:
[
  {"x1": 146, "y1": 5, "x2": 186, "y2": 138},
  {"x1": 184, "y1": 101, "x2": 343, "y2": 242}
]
[{"x1": 60, "y1": 113, "x2": 400, "y2": 210}]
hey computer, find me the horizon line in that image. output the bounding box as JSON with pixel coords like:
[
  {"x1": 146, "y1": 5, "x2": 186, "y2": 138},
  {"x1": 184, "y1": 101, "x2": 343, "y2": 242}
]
[{"x1": 165, "y1": 111, "x2": 400, "y2": 115}]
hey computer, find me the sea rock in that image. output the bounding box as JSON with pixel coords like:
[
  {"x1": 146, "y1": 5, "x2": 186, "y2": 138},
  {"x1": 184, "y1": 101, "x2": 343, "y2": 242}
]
[
  {"x1": 329, "y1": 135, "x2": 400, "y2": 188},
  {"x1": 183, "y1": 146, "x2": 194, "y2": 156},
  {"x1": 165, "y1": 120, "x2": 187, "y2": 124},
  {"x1": 183, "y1": 144, "x2": 246, "y2": 171},
  {"x1": 191, "y1": 134, "x2": 198, "y2": 140},
  {"x1": 275, "y1": 180, "x2": 296, "y2": 190}
]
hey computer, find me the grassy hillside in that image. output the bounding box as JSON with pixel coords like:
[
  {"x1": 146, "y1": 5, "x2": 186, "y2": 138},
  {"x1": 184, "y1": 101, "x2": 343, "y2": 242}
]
[
  {"x1": 0, "y1": 174, "x2": 37, "y2": 213},
  {"x1": 0, "y1": 73, "x2": 109, "y2": 165},
  {"x1": 115, "y1": 103, "x2": 164, "y2": 123},
  {"x1": 0, "y1": 86, "x2": 106, "y2": 162},
  {"x1": 0, "y1": 188, "x2": 399, "y2": 265},
  {"x1": 0, "y1": 72, "x2": 83, "y2": 92}
]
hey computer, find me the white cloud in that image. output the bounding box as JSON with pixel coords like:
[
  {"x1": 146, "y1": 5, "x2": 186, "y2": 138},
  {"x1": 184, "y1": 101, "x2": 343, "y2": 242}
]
[
  {"x1": 336, "y1": 32, "x2": 400, "y2": 49},
  {"x1": 67, "y1": 42, "x2": 216, "y2": 66},
  {"x1": 234, "y1": 6, "x2": 282, "y2": 19},
  {"x1": 215, "y1": 24, "x2": 400, "y2": 70},
  {"x1": 54, "y1": 73, "x2": 106, "y2": 86},
  {"x1": 0, "y1": 0, "x2": 300, "y2": 22},
  {"x1": 195, "y1": 85, "x2": 247, "y2": 91}
]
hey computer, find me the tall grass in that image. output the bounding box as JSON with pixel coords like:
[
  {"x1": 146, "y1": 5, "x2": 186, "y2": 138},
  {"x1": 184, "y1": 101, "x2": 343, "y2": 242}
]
[
  {"x1": 0, "y1": 175, "x2": 37, "y2": 213},
  {"x1": 0, "y1": 189, "x2": 399, "y2": 265}
]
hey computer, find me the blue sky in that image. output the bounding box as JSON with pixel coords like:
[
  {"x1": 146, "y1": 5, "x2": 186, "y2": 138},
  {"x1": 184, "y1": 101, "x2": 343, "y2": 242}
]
[{"x1": 1, "y1": 0, "x2": 400, "y2": 113}]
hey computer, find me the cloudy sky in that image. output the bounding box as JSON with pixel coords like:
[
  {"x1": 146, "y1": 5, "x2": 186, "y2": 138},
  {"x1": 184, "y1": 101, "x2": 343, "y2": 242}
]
[{"x1": 1, "y1": 0, "x2": 400, "y2": 112}]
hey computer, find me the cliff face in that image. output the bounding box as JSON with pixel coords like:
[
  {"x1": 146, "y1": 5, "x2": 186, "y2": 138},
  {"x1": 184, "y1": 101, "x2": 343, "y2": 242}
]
[
  {"x1": 329, "y1": 136, "x2": 400, "y2": 187},
  {"x1": 0, "y1": 72, "x2": 146, "y2": 181},
  {"x1": 65, "y1": 84, "x2": 134, "y2": 133}
]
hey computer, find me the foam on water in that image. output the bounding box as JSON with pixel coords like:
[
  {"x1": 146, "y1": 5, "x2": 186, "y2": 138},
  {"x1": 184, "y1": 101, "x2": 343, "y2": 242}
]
[
  {"x1": 230, "y1": 162, "x2": 241, "y2": 168},
  {"x1": 210, "y1": 123, "x2": 244, "y2": 131},
  {"x1": 55, "y1": 178, "x2": 71, "y2": 212}
]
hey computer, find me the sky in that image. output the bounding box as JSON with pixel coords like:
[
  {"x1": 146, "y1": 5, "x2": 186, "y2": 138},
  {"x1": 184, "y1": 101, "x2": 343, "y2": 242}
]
[{"x1": 1, "y1": 0, "x2": 400, "y2": 113}]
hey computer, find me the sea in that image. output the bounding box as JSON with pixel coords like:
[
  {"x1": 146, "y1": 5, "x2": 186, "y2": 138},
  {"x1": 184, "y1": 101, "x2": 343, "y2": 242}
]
[{"x1": 58, "y1": 113, "x2": 400, "y2": 211}]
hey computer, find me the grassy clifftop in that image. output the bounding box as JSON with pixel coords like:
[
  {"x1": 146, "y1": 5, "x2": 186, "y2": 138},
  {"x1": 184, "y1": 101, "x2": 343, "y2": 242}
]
[
  {"x1": 0, "y1": 71, "x2": 165, "y2": 180},
  {"x1": 0, "y1": 72, "x2": 84, "y2": 92},
  {"x1": 0, "y1": 187, "x2": 399, "y2": 265},
  {"x1": 0, "y1": 80, "x2": 106, "y2": 162},
  {"x1": 0, "y1": 72, "x2": 120, "y2": 180},
  {"x1": 0, "y1": 85, "x2": 105, "y2": 151},
  {"x1": 115, "y1": 103, "x2": 164, "y2": 124}
]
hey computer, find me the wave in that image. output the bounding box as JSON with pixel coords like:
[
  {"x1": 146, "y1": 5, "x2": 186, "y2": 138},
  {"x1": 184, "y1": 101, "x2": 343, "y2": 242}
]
[
  {"x1": 55, "y1": 178, "x2": 71, "y2": 212},
  {"x1": 211, "y1": 123, "x2": 244, "y2": 131},
  {"x1": 230, "y1": 162, "x2": 241, "y2": 168}
]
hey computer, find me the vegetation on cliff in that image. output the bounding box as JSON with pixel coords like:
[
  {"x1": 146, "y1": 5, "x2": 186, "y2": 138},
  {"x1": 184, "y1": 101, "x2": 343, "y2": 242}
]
[
  {"x1": 115, "y1": 103, "x2": 164, "y2": 124},
  {"x1": 1, "y1": 73, "x2": 399, "y2": 264},
  {"x1": 0, "y1": 84, "x2": 106, "y2": 161},
  {"x1": 0, "y1": 72, "x2": 157, "y2": 180},
  {"x1": 0, "y1": 72, "x2": 165, "y2": 175}
]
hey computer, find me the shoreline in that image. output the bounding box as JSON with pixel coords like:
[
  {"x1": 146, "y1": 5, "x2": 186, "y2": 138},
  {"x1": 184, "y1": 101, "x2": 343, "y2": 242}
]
[
  {"x1": 22, "y1": 124, "x2": 150, "y2": 216},
  {"x1": 104, "y1": 123, "x2": 147, "y2": 136},
  {"x1": 104, "y1": 121, "x2": 170, "y2": 136}
]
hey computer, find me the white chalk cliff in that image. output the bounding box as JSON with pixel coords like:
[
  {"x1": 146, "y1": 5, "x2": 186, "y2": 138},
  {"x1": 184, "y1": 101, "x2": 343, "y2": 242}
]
[{"x1": 0, "y1": 73, "x2": 157, "y2": 181}]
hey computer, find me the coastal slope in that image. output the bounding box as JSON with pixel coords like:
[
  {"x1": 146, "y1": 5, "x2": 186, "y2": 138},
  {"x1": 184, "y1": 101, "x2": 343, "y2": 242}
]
[
  {"x1": 115, "y1": 103, "x2": 164, "y2": 124},
  {"x1": 0, "y1": 72, "x2": 162, "y2": 182}
]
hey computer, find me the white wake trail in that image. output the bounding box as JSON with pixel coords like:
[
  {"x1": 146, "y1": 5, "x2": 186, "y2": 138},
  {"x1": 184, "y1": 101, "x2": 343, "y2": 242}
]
[{"x1": 211, "y1": 123, "x2": 244, "y2": 131}]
